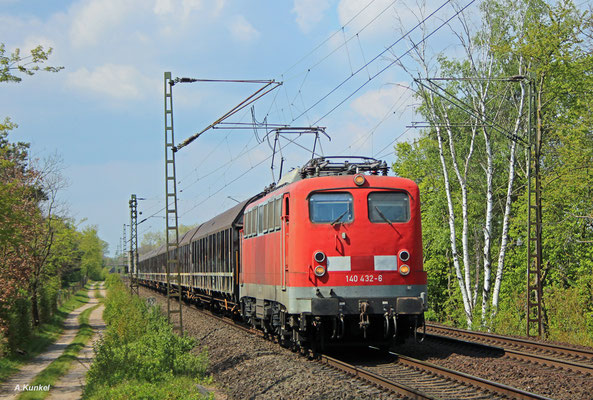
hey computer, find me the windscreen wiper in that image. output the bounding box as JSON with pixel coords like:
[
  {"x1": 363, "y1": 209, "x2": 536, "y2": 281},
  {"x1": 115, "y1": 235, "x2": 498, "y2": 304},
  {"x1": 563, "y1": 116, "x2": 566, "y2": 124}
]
[
  {"x1": 374, "y1": 206, "x2": 394, "y2": 228},
  {"x1": 330, "y1": 210, "x2": 348, "y2": 226}
]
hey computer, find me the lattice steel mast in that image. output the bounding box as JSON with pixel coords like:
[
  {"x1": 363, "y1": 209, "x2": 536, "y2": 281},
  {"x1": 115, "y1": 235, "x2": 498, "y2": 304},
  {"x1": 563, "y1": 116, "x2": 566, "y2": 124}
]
[
  {"x1": 123, "y1": 224, "x2": 129, "y2": 274},
  {"x1": 164, "y1": 72, "x2": 183, "y2": 334},
  {"x1": 129, "y1": 194, "x2": 139, "y2": 296},
  {"x1": 526, "y1": 79, "x2": 543, "y2": 337}
]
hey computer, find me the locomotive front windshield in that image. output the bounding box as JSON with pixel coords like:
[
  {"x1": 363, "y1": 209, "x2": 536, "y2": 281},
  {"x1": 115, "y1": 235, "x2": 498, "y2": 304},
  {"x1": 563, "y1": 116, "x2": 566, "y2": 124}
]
[
  {"x1": 309, "y1": 192, "x2": 353, "y2": 224},
  {"x1": 368, "y1": 192, "x2": 410, "y2": 223}
]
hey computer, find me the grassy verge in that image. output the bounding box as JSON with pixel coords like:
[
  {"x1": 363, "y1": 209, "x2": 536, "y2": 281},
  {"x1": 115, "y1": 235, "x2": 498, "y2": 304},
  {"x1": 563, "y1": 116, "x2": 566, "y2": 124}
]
[
  {"x1": 0, "y1": 288, "x2": 90, "y2": 383},
  {"x1": 83, "y1": 275, "x2": 210, "y2": 400},
  {"x1": 17, "y1": 304, "x2": 100, "y2": 400},
  {"x1": 85, "y1": 376, "x2": 212, "y2": 400}
]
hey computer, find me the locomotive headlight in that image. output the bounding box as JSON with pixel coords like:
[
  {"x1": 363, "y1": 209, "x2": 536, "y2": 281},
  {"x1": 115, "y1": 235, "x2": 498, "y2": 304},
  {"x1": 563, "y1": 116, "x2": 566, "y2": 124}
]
[
  {"x1": 314, "y1": 265, "x2": 326, "y2": 277},
  {"x1": 314, "y1": 251, "x2": 326, "y2": 263},
  {"x1": 353, "y1": 174, "x2": 366, "y2": 186},
  {"x1": 399, "y1": 264, "x2": 410, "y2": 275},
  {"x1": 399, "y1": 250, "x2": 410, "y2": 262}
]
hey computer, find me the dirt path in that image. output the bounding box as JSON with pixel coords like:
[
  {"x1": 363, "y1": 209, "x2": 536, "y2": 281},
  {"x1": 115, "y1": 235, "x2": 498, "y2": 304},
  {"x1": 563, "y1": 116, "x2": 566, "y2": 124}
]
[
  {"x1": 0, "y1": 283, "x2": 103, "y2": 400},
  {"x1": 46, "y1": 284, "x2": 106, "y2": 400}
]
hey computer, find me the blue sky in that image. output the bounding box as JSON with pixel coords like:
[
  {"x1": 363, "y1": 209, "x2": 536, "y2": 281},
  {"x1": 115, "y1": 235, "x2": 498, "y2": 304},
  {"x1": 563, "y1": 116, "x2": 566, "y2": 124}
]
[{"x1": 1, "y1": 0, "x2": 470, "y2": 256}]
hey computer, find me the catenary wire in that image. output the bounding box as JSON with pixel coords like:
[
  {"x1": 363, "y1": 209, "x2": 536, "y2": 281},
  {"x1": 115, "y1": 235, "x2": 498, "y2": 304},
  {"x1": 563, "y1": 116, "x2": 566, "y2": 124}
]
[{"x1": 290, "y1": 0, "x2": 454, "y2": 124}]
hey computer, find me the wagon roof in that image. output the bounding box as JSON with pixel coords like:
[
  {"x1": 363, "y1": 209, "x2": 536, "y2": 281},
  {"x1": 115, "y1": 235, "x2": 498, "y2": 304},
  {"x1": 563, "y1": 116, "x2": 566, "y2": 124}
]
[
  {"x1": 139, "y1": 195, "x2": 261, "y2": 260},
  {"x1": 179, "y1": 223, "x2": 204, "y2": 246},
  {"x1": 194, "y1": 199, "x2": 250, "y2": 239},
  {"x1": 138, "y1": 244, "x2": 166, "y2": 262}
]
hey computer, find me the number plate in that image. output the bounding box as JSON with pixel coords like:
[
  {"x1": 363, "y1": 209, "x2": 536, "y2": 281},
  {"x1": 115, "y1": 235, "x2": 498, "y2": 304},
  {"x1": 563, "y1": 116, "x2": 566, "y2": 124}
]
[{"x1": 345, "y1": 274, "x2": 383, "y2": 283}]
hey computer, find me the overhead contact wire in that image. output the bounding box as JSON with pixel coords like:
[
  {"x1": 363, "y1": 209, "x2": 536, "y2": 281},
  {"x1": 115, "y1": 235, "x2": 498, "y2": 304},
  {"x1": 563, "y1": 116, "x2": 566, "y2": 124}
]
[
  {"x1": 180, "y1": 137, "x2": 311, "y2": 219},
  {"x1": 291, "y1": 0, "x2": 453, "y2": 124},
  {"x1": 281, "y1": 0, "x2": 380, "y2": 77},
  {"x1": 311, "y1": 0, "x2": 476, "y2": 125}
]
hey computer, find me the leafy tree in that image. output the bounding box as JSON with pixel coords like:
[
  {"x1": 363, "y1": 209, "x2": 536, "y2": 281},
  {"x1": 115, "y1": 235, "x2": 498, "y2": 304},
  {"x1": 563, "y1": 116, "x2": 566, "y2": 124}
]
[
  {"x1": 0, "y1": 123, "x2": 39, "y2": 335},
  {"x1": 393, "y1": 0, "x2": 592, "y2": 338},
  {"x1": 79, "y1": 226, "x2": 108, "y2": 281},
  {"x1": 0, "y1": 43, "x2": 63, "y2": 83},
  {"x1": 0, "y1": 41, "x2": 69, "y2": 336}
]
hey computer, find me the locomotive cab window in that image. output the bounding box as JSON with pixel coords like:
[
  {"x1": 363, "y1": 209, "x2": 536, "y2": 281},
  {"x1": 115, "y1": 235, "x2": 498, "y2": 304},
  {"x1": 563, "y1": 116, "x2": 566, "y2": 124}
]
[
  {"x1": 368, "y1": 192, "x2": 410, "y2": 223},
  {"x1": 309, "y1": 192, "x2": 353, "y2": 224}
]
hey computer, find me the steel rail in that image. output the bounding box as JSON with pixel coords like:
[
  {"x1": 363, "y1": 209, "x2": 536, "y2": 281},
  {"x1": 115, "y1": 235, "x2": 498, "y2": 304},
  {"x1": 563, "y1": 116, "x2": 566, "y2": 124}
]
[
  {"x1": 387, "y1": 351, "x2": 553, "y2": 400},
  {"x1": 143, "y1": 286, "x2": 552, "y2": 399},
  {"x1": 184, "y1": 304, "x2": 432, "y2": 398},
  {"x1": 181, "y1": 303, "x2": 550, "y2": 399},
  {"x1": 145, "y1": 287, "x2": 431, "y2": 399},
  {"x1": 426, "y1": 323, "x2": 593, "y2": 374},
  {"x1": 426, "y1": 323, "x2": 593, "y2": 359},
  {"x1": 319, "y1": 354, "x2": 433, "y2": 399}
]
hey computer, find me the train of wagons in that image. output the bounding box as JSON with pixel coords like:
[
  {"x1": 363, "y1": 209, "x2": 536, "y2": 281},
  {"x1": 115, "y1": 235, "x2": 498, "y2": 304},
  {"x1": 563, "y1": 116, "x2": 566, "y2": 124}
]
[{"x1": 137, "y1": 156, "x2": 427, "y2": 350}]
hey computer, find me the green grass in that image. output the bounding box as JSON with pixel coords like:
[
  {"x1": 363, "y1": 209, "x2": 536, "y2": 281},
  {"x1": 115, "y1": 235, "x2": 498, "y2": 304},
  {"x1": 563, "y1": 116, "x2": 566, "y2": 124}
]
[
  {"x1": 17, "y1": 304, "x2": 100, "y2": 400},
  {"x1": 85, "y1": 376, "x2": 213, "y2": 400},
  {"x1": 83, "y1": 275, "x2": 210, "y2": 400},
  {"x1": 0, "y1": 288, "x2": 90, "y2": 383},
  {"x1": 94, "y1": 286, "x2": 103, "y2": 300}
]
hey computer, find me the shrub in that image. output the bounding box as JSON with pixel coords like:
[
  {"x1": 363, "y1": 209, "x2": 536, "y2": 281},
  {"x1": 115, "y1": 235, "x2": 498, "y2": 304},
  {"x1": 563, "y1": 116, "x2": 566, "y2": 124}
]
[
  {"x1": 492, "y1": 286, "x2": 526, "y2": 336},
  {"x1": 544, "y1": 285, "x2": 593, "y2": 347},
  {"x1": 83, "y1": 276, "x2": 209, "y2": 399},
  {"x1": 39, "y1": 276, "x2": 60, "y2": 324},
  {"x1": 7, "y1": 293, "x2": 31, "y2": 350}
]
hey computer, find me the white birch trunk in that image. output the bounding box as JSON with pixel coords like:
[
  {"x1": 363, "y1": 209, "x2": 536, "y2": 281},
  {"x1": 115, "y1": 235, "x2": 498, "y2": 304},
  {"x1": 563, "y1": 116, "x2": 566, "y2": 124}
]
[
  {"x1": 441, "y1": 111, "x2": 476, "y2": 309},
  {"x1": 434, "y1": 123, "x2": 473, "y2": 327},
  {"x1": 481, "y1": 121, "x2": 494, "y2": 323},
  {"x1": 491, "y1": 78, "x2": 526, "y2": 322}
]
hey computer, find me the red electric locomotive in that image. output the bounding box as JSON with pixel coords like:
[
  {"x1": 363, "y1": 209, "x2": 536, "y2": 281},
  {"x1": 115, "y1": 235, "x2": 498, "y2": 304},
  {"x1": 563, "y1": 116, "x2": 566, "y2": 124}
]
[
  {"x1": 240, "y1": 157, "x2": 426, "y2": 349},
  {"x1": 138, "y1": 156, "x2": 427, "y2": 350}
]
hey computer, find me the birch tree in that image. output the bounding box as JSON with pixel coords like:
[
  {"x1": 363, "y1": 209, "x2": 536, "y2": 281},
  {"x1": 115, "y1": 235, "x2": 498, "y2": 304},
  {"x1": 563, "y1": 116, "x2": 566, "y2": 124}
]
[
  {"x1": 395, "y1": 0, "x2": 529, "y2": 328},
  {"x1": 395, "y1": 0, "x2": 593, "y2": 339}
]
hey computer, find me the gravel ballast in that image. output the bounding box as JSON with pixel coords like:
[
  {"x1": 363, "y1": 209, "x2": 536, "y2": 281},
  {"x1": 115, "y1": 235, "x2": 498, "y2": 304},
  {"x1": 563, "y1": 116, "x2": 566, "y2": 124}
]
[
  {"x1": 139, "y1": 287, "x2": 400, "y2": 400},
  {"x1": 140, "y1": 287, "x2": 593, "y2": 399}
]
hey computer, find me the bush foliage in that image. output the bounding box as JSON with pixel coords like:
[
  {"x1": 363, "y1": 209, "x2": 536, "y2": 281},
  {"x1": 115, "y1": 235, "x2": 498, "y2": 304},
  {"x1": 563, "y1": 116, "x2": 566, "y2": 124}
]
[{"x1": 83, "y1": 276, "x2": 209, "y2": 399}]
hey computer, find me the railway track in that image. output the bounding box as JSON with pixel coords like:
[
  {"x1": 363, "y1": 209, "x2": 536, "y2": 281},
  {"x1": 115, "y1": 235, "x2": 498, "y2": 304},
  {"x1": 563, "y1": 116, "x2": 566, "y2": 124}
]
[
  {"x1": 425, "y1": 323, "x2": 593, "y2": 376},
  {"x1": 154, "y1": 290, "x2": 550, "y2": 399},
  {"x1": 193, "y1": 306, "x2": 551, "y2": 399},
  {"x1": 181, "y1": 307, "x2": 420, "y2": 399},
  {"x1": 330, "y1": 347, "x2": 552, "y2": 400}
]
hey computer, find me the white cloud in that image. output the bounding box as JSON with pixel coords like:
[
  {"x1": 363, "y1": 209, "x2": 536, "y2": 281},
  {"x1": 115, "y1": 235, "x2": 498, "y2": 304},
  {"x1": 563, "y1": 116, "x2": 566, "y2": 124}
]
[
  {"x1": 153, "y1": 0, "x2": 225, "y2": 20},
  {"x1": 181, "y1": 0, "x2": 203, "y2": 16},
  {"x1": 228, "y1": 15, "x2": 260, "y2": 43},
  {"x1": 211, "y1": 0, "x2": 226, "y2": 16},
  {"x1": 69, "y1": 0, "x2": 141, "y2": 48},
  {"x1": 351, "y1": 83, "x2": 414, "y2": 119},
  {"x1": 292, "y1": 0, "x2": 331, "y2": 33},
  {"x1": 153, "y1": 0, "x2": 174, "y2": 15},
  {"x1": 66, "y1": 64, "x2": 157, "y2": 100},
  {"x1": 153, "y1": 0, "x2": 209, "y2": 18}
]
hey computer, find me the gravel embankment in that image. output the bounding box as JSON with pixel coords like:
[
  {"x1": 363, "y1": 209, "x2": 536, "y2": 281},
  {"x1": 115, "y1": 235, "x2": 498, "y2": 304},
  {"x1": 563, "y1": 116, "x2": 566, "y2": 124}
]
[
  {"x1": 139, "y1": 287, "x2": 400, "y2": 400},
  {"x1": 395, "y1": 338, "x2": 593, "y2": 400},
  {"x1": 140, "y1": 286, "x2": 592, "y2": 399}
]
